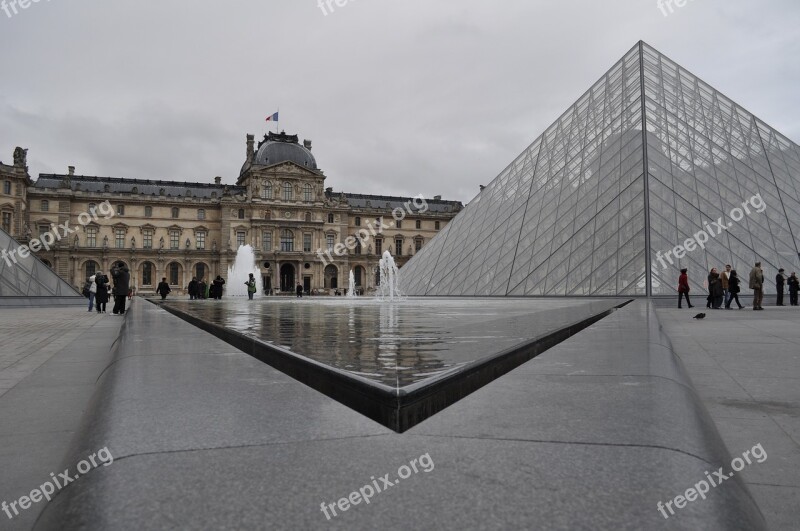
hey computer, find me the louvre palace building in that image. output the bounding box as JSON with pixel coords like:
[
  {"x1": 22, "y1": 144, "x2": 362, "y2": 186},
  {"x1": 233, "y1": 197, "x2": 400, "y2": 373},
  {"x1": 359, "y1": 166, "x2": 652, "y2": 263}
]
[{"x1": 0, "y1": 132, "x2": 462, "y2": 294}]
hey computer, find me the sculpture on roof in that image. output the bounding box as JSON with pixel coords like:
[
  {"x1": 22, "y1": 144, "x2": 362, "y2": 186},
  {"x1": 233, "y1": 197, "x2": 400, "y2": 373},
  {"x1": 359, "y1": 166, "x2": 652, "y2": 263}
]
[{"x1": 13, "y1": 147, "x2": 27, "y2": 167}]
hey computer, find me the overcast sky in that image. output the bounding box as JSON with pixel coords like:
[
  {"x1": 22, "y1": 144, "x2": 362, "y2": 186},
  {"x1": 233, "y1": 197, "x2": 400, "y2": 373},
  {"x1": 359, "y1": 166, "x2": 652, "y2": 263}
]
[{"x1": 1, "y1": 0, "x2": 798, "y2": 204}]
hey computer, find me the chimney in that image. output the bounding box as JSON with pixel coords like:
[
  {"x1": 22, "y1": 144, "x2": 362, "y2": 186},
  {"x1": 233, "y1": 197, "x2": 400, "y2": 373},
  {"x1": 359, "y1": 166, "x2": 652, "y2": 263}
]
[
  {"x1": 246, "y1": 134, "x2": 255, "y2": 163},
  {"x1": 214, "y1": 176, "x2": 222, "y2": 185},
  {"x1": 303, "y1": 139, "x2": 312, "y2": 151},
  {"x1": 68, "y1": 166, "x2": 75, "y2": 176},
  {"x1": 433, "y1": 195, "x2": 441, "y2": 200}
]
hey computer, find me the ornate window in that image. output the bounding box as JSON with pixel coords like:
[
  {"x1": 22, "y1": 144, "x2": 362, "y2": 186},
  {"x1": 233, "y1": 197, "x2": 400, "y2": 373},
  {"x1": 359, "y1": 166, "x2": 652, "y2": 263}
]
[
  {"x1": 86, "y1": 227, "x2": 97, "y2": 247},
  {"x1": 143, "y1": 229, "x2": 153, "y2": 249},
  {"x1": 262, "y1": 230, "x2": 272, "y2": 251},
  {"x1": 116, "y1": 205, "x2": 125, "y2": 216},
  {"x1": 281, "y1": 229, "x2": 294, "y2": 252},
  {"x1": 142, "y1": 262, "x2": 153, "y2": 286},
  {"x1": 303, "y1": 183, "x2": 312, "y2": 202},
  {"x1": 115, "y1": 228, "x2": 126, "y2": 248},
  {"x1": 85, "y1": 260, "x2": 98, "y2": 279},
  {"x1": 238, "y1": 208, "x2": 245, "y2": 220},
  {"x1": 396, "y1": 220, "x2": 402, "y2": 229},
  {"x1": 3, "y1": 181, "x2": 10, "y2": 194},
  {"x1": 262, "y1": 181, "x2": 272, "y2": 199},
  {"x1": 236, "y1": 231, "x2": 246, "y2": 248},
  {"x1": 171, "y1": 207, "x2": 179, "y2": 219},
  {"x1": 41, "y1": 200, "x2": 49, "y2": 212},
  {"x1": 355, "y1": 240, "x2": 362, "y2": 255},
  {"x1": 145, "y1": 206, "x2": 152, "y2": 217},
  {"x1": 327, "y1": 213, "x2": 334, "y2": 223},
  {"x1": 326, "y1": 234, "x2": 335, "y2": 251},
  {"x1": 395, "y1": 239, "x2": 403, "y2": 256},
  {"x1": 416, "y1": 219, "x2": 421, "y2": 229},
  {"x1": 170, "y1": 229, "x2": 180, "y2": 250},
  {"x1": 196, "y1": 231, "x2": 206, "y2": 250},
  {"x1": 415, "y1": 238, "x2": 423, "y2": 251},
  {"x1": 1, "y1": 211, "x2": 11, "y2": 233},
  {"x1": 197, "y1": 208, "x2": 206, "y2": 220},
  {"x1": 283, "y1": 182, "x2": 292, "y2": 201},
  {"x1": 303, "y1": 233, "x2": 312, "y2": 252},
  {"x1": 355, "y1": 216, "x2": 361, "y2": 226},
  {"x1": 169, "y1": 263, "x2": 180, "y2": 285},
  {"x1": 375, "y1": 238, "x2": 383, "y2": 255}
]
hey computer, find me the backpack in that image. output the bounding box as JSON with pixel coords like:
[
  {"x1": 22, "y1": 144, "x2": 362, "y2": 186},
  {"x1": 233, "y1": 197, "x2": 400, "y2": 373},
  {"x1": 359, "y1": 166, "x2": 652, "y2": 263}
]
[{"x1": 82, "y1": 280, "x2": 92, "y2": 297}]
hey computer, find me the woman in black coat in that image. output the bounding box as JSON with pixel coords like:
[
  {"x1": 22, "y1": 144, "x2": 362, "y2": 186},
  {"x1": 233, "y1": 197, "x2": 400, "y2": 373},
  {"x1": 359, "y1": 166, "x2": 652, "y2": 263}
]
[
  {"x1": 708, "y1": 269, "x2": 724, "y2": 309},
  {"x1": 725, "y1": 270, "x2": 744, "y2": 309},
  {"x1": 94, "y1": 272, "x2": 110, "y2": 313}
]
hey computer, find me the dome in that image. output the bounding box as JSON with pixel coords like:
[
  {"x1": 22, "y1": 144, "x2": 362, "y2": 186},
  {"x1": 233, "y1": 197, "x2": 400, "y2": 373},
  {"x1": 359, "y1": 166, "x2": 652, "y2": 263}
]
[{"x1": 253, "y1": 132, "x2": 317, "y2": 170}]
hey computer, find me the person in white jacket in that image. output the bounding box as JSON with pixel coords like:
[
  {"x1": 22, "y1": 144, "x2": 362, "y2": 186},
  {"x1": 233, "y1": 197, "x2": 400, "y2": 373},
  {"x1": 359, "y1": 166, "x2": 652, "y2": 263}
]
[{"x1": 87, "y1": 274, "x2": 98, "y2": 312}]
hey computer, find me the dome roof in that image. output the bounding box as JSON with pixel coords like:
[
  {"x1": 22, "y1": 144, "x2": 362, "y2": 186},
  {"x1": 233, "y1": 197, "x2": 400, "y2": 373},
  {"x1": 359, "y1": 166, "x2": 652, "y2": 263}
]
[{"x1": 253, "y1": 132, "x2": 317, "y2": 170}]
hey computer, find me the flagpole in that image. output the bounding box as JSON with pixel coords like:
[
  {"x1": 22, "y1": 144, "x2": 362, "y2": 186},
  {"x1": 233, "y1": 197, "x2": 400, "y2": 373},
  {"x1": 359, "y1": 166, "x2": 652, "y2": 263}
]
[{"x1": 277, "y1": 107, "x2": 280, "y2": 133}]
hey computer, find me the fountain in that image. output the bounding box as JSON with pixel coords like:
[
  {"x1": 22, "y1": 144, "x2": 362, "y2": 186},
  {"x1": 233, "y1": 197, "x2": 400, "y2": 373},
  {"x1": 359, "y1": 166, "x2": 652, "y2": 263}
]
[
  {"x1": 376, "y1": 250, "x2": 403, "y2": 300},
  {"x1": 347, "y1": 270, "x2": 357, "y2": 298},
  {"x1": 226, "y1": 245, "x2": 263, "y2": 297}
]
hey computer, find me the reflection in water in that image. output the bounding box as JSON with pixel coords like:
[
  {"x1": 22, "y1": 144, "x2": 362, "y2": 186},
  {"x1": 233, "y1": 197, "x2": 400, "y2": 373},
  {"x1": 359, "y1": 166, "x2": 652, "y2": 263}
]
[{"x1": 162, "y1": 297, "x2": 615, "y2": 389}]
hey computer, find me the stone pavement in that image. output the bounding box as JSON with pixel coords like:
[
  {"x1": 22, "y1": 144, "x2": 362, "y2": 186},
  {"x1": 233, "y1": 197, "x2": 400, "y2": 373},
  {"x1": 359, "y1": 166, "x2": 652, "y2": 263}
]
[
  {"x1": 0, "y1": 304, "x2": 124, "y2": 530},
  {"x1": 657, "y1": 306, "x2": 800, "y2": 531}
]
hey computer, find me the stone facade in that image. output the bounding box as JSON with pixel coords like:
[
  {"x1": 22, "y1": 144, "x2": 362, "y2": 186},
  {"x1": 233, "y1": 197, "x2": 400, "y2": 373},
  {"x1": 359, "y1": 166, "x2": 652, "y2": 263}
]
[{"x1": 2, "y1": 133, "x2": 462, "y2": 295}]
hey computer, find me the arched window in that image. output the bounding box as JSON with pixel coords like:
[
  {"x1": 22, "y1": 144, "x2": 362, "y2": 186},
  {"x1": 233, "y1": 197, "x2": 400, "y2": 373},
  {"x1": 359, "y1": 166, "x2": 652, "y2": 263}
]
[
  {"x1": 283, "y1": 182, "x2": 292, "y2": 201},
  {"x1": 238, "y1": 208, "x2": 245, "y2": 219},
  {"x1": 262, "y1": 181, "x2": 272, "y2": 199},
  {"x1": 280, "y1": 229, "x2": 294, "y2": 252},
  {"x1": 141, "y1": 262, "x2": 154, "y2": 286},
  {"x1": 41, "y1": 200, "x2": 49, "y2": 212},
  {"x1": 169, "y1": 262, "x2": 181, "y2": 285},
  {"x1": 85, "y1": 260, "x2": 98, "y2": 279},
  {"x1": 327, "y1": 213, "x2": 334, "y2": 224},
  {"x1": 171, "y1": 207, "x2": 179, "y2": 219},
  {"x1": 303, "y1": 183, "x2": 312, "y2": 202}
]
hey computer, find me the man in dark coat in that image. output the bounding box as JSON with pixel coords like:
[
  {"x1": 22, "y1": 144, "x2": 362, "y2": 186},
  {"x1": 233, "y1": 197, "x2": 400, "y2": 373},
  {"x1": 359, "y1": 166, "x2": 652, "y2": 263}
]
[
  {"x1": 776, "y1": 268, "x2": 786, "y2": 306},
  {"x1": 188, "y1": 277, "x2": 198, "y2": 300},
  {"x1": 111, "y1": 263, "x2": 130, "y2": 315},
  {"x1": 94, "y1": 271, "x2": 110, "y2": 313},
  {"x1": 212, "y1": 276, "x2": 226, "y2": 299},
  {"x1": 156, "y1": 277, "x2": 171, "y2": 300}
]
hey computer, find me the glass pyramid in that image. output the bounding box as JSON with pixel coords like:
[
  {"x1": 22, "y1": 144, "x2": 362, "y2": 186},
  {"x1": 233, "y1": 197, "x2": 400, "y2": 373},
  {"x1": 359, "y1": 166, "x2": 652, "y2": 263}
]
[
  {"x1": 399, "y1": 42, "x2": 800, "y2": 297},
  {"x1": 0, "y1": 226, "x2": 82, "y2": 298}
]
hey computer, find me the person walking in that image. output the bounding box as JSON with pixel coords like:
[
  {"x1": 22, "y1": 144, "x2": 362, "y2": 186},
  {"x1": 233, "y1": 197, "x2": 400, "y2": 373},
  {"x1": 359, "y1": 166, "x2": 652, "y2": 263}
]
[
  {"x1": 776, "y1": 268, "x2": 787, "y2": 306},
  {"x1": 725, "y1": 270, "x2": 745, "y2": 309},
  {"x1": 708, "y1": 269, "x2": 724, "y2": 309},
  {"x1": 198, "y1": 279, "x2": 207, "y2": 300},
  {"x1": 678, "y1": 269, "x2": 693, "y2": 309},
  {"x1": 296, "y1": 282, "x2": 303, "y2": 298},
  {"x1": 86, "y1": 274, "x2": 97, "y2": 312},
  {"x1": 749, "y1": 261, "x2": 764, "y2": 310},
  {"x1": 706, "y1": 268, "x2": 719, "y2": 308},
  {"x1": 721, "y1": 264, "x2": 732, "y2": 302},
  {"x1": 111, "y1": 263, "x2": 130, "y2": 315},
  {"x1": 188, "y1": 277, "x2": 198, "y2": 300},
  {"x1": 245, "y1": 273, "x2": 257, "y2": 300},
  {"x1": 788, "y1": 272, "x2": 799, "y2": 306},
  {"x1": 156, "y1": 277, "x2": 171, "y2": 300},
  {"x1": 94, "y1": 271, "x2": 110, "y2": 313}
]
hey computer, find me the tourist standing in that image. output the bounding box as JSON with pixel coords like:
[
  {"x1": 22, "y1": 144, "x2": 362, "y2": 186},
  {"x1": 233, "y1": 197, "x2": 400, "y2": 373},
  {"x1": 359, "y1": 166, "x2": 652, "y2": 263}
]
[
  {"x1": 678, "y1": 269, "x2": 693, "y2": 309},
  {"x1": 86, "y1": 274, "x2": 97, "y2": 312},
  {"x1": 706, "y1": 268, "x2": 720, "y2": 308},
  {"x1": 725, "y1": 270, "x2": 745, "y2": 309},
  {"x1": 198, "y1": 279, "x2": 207, "y2": 300},
  {"x1": 188, "y1": 277, "x2": 198, "y2": 300},
  {"x1": 156, "y1": 277, "x2": 171, "y2": 300},
  {"x1": 708, "y1": 270, "x2": 723, "y2": 309},
  {"x1": 212, "y1": 276, "x2": 226, "y2": 299},
  {"x1": 95, "y1": 271, "x2": 109, "y2": 313},
  {"x1": 788, "y1": 272, "x2": 799, "y2": 306},
  {"x1": 749, "y1": 262, "x2": 764, "y2": 310},
  {"x1": 296, "y1": 282, "x2": 303, "y2": 298},
  {"x1": 111, "y1": 263, "x2": 130, "y2": 315},
  {"x1": 245, "y1": 273, "x2": 257, "y2": 300},
  {"x1": 776, "y1": 268, "x2": 787, "y2": 306},
  {"x1": 721, "y1": 264, "x2": 732, "y2": 302}
]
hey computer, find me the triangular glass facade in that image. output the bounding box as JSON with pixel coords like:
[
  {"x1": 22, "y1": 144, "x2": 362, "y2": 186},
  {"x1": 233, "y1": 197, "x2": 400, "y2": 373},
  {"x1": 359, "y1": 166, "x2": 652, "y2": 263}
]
[
  {"x1": 0, "y1": 226, "x2": 82, "y2": 297},
  {"x1": 399, "y1": 42, "x2": 800, "y2": 297}
]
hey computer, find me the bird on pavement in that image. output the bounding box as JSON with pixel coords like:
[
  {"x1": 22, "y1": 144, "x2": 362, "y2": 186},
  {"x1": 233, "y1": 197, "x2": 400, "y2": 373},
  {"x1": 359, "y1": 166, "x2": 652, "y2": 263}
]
[{"x1": 693, "y1": 313, "x2": 706, "y2": 319}]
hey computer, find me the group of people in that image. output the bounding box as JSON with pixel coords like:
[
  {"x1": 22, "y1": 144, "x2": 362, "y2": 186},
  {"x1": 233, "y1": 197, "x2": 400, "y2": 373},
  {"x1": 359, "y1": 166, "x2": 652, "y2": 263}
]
[
  {"x1": 678, "y1": 261, "x2": 800, "y2": 310},
  {"x1": 85, "y1": 262, "x2": 131, "y2": 315},
  {"x1": 181, "y1": 276, "x2": 227, "y2": 300}
]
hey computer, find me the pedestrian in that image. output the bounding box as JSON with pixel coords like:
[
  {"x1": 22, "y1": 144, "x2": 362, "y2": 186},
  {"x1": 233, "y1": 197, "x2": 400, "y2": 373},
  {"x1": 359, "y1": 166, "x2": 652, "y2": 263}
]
[
  {"x1": 708, "y1": 269, "x2": 723, "y2": 309},
  {"x1": 788, "y1": 272, "x2": 799, "y2": 306},
  {"x1": 721, "y1": 264, "x2": 732, "y2": 302},
  {"x1": 749, "y1": 261, "x2": 764, "y2": 310},
  {"x1": 725, "y1": 270, "x2": 745, "y2": 309},
  {"x1": 156, "y1": 277, "x2": 171, "y2": 300},
  {"x1": 212, "y1": 276, "x2": 226, "y2": 299},
  {"x1": 296, "y1": 282, "x2": 303, "y2": 298},
  {"x1": 706, "y1": 268, "x2": 719, "y2": 308},
  {"x1": 678, "y1": 268, "x2": 693, "y2": 309},
  {"x1": 86, "y1": 274, "x2": 97, "y2": 312},
  {"x1": 95, "y1": 271, "x2": 110, "y2": 313},
  {"x1": 188, "y1": 277, "x2": 198, "y2": 300},
  {"x1": 199, "y1": 279, "x2": 207, "y2": 299},
  {"x1": 111, "y1": 263, "x2": 130, "y2": 315},
  {"x1": 776, "y1": 268, "x2": 787, "y2": 306},
  {"x1": 245, "y1": 273, "x2": 257, "y2": 300}
]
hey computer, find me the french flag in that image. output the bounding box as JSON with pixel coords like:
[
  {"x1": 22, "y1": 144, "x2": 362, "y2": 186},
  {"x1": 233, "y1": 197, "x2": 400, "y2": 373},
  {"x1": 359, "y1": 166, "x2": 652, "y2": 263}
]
[{"x1": 265, "y1": 112, "x2": 279, "y2": 122}]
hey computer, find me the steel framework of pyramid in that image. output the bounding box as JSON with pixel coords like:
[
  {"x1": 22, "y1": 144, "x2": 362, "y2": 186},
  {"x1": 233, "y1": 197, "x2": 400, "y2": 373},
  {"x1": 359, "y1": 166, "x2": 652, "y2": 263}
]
[
  {"x1": 0, "y1": 226, "x2": 82, "y2": 298},
  {"x1": 399, "y1": 41, "x2": 800, "y2": 297}
]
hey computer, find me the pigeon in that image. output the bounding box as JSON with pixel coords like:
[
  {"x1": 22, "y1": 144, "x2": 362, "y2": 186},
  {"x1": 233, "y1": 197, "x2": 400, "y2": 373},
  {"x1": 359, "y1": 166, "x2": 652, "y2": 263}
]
[{"x1": 693, "y1": 313, "x2": 706, "y2": 319}]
